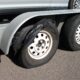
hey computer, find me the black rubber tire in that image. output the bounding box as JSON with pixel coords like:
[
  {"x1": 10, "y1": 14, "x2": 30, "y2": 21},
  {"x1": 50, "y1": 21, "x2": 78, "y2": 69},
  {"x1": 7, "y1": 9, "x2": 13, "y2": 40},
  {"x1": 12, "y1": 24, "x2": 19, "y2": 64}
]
[
  {"x1": 61, "y1": 15, "x2": 80, "y2": 51},
  {"x1": 69, "y1": 0, "x2": 79, "y2": 9},
  {"x1": 18, "y1": 19, "x2": 59, "y2": 68},
  {"x1": 12, "y1": 25, "x2": 33, "y2": 53}
]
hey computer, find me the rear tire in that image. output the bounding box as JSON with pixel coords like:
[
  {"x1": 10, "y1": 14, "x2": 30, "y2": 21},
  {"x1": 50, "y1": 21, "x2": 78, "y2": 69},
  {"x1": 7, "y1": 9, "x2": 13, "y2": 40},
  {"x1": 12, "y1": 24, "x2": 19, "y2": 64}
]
[
  {"x1": 69, "y1": 0, "x2": 80, "y2": 9},
  {"x1": 18, "y1": 19, "x2": 59, "y2": 68},
  {"x1": 61, "y1": 15, "x2": 80, "y2": 51}
]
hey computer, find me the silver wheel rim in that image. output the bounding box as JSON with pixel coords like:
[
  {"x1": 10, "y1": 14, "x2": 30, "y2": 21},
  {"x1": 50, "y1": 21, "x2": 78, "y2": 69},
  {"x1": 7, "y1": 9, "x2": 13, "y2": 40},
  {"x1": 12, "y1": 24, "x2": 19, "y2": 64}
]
[
  {"x1": 28, "y1": 30, "x2": 53, "y2": 60},
  {"x1": 73, "y1": 0, "x2": 80, "y2": 8},
  {"x1": 75, "y1": 25, "x2": 80, "y2": 44}
]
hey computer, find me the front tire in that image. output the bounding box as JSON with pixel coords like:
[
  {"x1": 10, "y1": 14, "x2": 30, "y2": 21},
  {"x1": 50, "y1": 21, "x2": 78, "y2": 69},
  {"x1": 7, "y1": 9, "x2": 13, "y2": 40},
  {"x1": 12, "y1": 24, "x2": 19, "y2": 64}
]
[{"x1": 19, "y1": 19, "x2": 59, "y2": 68}]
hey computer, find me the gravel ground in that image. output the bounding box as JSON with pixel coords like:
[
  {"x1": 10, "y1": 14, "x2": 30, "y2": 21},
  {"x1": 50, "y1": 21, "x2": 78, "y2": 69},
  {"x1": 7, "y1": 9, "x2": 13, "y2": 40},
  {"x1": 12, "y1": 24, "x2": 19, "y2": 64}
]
[{"x1": 0, "y1": 49, "x2": 80, "y2": 80}]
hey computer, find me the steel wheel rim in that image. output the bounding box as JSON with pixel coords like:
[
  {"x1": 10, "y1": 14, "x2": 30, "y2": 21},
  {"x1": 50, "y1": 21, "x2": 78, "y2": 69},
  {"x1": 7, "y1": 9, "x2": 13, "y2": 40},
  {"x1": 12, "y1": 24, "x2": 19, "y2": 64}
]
[
  {"x1": 27, "y1": 30, "x2": 53, "y2": 60},
  {"x1": 73, "y1": 0, "x2": 80, "y2": 8},
  {"x1": 75, "y1": 25, "x2": 80, "y2": 44}
]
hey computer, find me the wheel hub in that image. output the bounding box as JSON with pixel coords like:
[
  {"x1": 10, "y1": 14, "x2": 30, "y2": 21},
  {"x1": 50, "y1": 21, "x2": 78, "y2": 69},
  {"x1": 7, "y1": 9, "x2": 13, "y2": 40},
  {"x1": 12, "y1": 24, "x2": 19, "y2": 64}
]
[
  {"x1": 27, "y1": 30, "x2": 53, "y2": 60},
  {"x1": 37, "y1": 39, "x2": 45, "y2": 47},
  {"x1": 73, "y1": 0, "x2": 80, "y2": 8},
  {"x1": 75, "y1": 25, "x2": 80, "y2": 44}
]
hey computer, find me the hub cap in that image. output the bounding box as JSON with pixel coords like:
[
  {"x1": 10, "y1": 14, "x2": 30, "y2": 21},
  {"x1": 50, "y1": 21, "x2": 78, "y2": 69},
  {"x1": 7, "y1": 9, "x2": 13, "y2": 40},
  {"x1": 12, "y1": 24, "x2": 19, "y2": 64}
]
[
  {"x1": 75, "y1": 25, "x2": 80, "y2": 44},
  {"x1": 73, "y1": 0, "x2": 80, "y2": 8},
  {"x1": 28, "y1": 30, "x2": 53, "y2": 60}
]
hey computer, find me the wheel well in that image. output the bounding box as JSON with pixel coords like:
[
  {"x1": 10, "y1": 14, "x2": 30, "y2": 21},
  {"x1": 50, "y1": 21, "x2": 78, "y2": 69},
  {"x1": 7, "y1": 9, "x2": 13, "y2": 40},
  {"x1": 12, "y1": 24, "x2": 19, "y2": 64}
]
[
  {"x1": 17, "y1": 16, "x2": 56, "y2": 31},
  {"x1": 8, "y1": 16, "x2": 56, "y2": 56}
]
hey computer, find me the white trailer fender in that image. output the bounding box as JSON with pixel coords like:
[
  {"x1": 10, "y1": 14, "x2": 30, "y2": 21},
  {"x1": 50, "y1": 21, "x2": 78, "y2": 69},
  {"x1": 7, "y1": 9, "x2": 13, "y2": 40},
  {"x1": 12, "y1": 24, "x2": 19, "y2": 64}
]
[{"x1": 1, "y1": 9, "x2": 80, "y2": 55}]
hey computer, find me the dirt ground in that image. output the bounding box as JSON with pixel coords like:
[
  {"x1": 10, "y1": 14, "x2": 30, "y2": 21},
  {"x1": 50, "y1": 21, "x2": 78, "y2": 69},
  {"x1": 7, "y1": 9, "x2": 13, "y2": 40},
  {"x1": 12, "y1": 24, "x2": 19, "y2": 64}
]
[{"x1": 0, "y1": 49, "x2": 80, "y2": 80}]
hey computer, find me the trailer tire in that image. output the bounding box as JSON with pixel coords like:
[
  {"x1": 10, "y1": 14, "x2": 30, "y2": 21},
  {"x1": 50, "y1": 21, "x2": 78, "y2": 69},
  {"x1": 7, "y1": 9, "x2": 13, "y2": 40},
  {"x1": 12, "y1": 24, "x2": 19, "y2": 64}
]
[
  {"x1": 18, "y1": 19, "x2": 58, "y2": 68},
  {"x1": 69, "y1": 0, "x2": 80, "y2": 9},
  {"x1": 61, "y1": 15, "x2": 80, "y2": 51}
]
